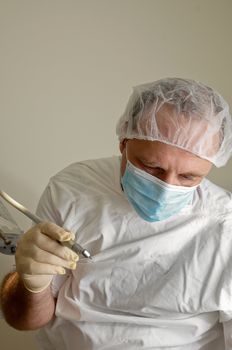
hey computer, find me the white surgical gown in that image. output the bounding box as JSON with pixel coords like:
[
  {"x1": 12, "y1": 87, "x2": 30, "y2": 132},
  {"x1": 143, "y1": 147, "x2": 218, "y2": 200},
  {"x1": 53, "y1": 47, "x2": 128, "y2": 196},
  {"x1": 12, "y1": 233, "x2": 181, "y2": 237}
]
[{"x1": 36, "y1": 156, "x2": 232, "y2": 349}]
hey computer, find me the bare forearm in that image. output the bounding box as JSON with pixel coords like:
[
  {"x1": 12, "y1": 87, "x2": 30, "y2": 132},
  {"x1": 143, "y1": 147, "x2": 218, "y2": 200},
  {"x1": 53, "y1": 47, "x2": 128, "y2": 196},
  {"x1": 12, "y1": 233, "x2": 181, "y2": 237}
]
[{"x1": 0, "y1": 272, "x2": 56, "y2": 330}]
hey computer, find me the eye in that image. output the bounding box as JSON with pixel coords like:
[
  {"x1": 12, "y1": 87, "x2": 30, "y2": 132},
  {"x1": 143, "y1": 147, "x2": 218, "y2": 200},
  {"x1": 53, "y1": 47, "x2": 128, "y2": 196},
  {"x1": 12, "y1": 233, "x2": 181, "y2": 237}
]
[
  {"x1": 145, "y1": 166, "x2": 165, "y2": 175},
  {"x1": 179, "y1": 174, "x2": 198, "y2": 182},
  {"x1": 181, "y1": 174, "x2": 192, "y2": 179},
  {"x1": 155, "y1": 167, "x2": 165, "y2": 173},
  {"x1": 144, "y1": 166, "x2": 155, "y2": 174}
]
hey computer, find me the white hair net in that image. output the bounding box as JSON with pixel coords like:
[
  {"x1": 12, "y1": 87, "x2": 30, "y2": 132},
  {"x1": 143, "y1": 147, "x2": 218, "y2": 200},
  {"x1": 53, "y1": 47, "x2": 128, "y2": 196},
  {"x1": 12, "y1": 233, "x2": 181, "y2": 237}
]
[{"x1": 116, "y1": 78, "x2": 232, "y2": 167}]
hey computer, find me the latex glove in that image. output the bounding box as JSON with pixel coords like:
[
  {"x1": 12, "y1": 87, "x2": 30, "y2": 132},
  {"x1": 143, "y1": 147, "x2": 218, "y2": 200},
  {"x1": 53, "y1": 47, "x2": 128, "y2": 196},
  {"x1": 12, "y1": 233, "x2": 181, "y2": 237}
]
[{"x1": 15, "y1": 222, "x2": 79, "y2": 293}]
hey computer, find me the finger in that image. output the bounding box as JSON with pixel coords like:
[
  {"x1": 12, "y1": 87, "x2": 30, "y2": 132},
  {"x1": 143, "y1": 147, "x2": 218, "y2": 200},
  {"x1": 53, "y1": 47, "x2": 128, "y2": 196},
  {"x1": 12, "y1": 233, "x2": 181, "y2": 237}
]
[
  {"x1": 38, "y1": 221, "x2": 76, "y2": 242},
  {"x1": 32, "y1": 247, "x2": 78, "y2": 270},
  {"x1": 27, "y1": 233, "x2": 79, "y2": 262},
  {"x1": 16, "y1": 250, "x2": 77, "y2": 274},
  {"x1": 19, "y1": 260, "x2": 66, "y2": 275},
  {"x1": 16, "y1": 257, "x2": 64, "y2": 275}
]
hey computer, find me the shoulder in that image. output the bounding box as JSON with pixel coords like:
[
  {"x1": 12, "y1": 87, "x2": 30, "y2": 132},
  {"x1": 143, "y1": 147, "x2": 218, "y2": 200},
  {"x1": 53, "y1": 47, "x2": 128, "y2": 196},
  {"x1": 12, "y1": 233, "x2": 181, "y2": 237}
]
[
  {"x1": 198, "y1": 178, "x2": 232, "y2": 218},
  {"x1": 54, "y1": 156, "x2": 120, "y2": 181},
  {"x1": 46, "y1": 155, "x2": 122, "y2": 202},
  {"x1": 36, "y1": 156, "x2": 122, "y2": 224},
  {"x1": 50, "y1": 156, "x2": 121, "y2": 191}
]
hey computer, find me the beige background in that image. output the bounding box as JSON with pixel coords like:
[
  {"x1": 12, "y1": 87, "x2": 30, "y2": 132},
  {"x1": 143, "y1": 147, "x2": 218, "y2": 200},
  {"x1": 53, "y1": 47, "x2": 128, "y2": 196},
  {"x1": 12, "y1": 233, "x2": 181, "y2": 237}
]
[{"x1": 0, "y1": 0, "x2": 231, "y2": 348}]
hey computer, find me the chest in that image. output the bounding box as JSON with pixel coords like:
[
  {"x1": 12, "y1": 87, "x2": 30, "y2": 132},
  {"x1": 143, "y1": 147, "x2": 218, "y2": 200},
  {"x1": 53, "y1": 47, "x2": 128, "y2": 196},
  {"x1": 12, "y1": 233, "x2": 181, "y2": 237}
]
[{"x1": 65, "y1": 204, "x2": 227, "y2": 316}]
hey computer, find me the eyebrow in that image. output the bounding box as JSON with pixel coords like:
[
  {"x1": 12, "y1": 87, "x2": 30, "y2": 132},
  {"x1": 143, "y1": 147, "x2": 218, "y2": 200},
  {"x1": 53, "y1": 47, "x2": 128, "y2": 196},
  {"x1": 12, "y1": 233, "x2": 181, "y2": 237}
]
[
  {"x1": 179, "y1": 172, "x2": 204, "y2": 178},
  {"x1": 140, "y1": 158, "x2": 161, "y2": 167},
  {"x1": 140, "y1": 159, "x2": 205, "y2": 177}
]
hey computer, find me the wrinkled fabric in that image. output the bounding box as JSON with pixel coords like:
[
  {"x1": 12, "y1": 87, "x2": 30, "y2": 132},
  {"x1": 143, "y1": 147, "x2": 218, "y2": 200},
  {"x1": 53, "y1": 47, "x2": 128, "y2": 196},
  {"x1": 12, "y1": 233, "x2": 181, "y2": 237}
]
[{"x1": 36, "y1": 156, "x2": 232, "y2": 349}]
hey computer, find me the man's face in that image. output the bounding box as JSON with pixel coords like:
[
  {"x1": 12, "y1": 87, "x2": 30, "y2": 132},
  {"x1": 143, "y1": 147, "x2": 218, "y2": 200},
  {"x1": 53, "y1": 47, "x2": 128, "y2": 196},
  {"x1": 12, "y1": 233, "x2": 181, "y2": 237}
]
[{"x1": 120, "y1": 139, "x2": 212, "y2": 187}]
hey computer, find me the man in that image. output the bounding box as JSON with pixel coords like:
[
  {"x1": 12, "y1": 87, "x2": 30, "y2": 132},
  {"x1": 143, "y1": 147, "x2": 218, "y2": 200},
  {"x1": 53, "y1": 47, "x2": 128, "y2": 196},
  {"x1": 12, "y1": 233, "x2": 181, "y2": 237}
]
[{"x1": 1, "y1": 78, "x2": 232, "y2": 349}]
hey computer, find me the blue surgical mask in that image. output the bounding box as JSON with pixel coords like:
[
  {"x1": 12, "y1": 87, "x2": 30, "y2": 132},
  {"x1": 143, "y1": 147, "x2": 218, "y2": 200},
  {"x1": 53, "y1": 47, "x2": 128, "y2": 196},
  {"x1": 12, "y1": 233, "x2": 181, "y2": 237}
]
[{"x1": 121, "y1": 160, "x2": 198, "y2": 222}]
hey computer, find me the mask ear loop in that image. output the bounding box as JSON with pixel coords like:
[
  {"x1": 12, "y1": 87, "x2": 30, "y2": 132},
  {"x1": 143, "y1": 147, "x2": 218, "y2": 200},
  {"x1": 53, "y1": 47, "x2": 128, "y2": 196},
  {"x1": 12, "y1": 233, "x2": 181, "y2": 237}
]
[
  {"x1": 125, "y1": 145, "x2": 137, "y2": 169},
  {"x1": 125, "y1": 144, "x2": 128, "y2": 162},
  {"x1": 121, "y1": 143, "x2": 129, "y2": 192},
  {"x1": 125, "y1": 140, "x2": 133, "y2": 165}
]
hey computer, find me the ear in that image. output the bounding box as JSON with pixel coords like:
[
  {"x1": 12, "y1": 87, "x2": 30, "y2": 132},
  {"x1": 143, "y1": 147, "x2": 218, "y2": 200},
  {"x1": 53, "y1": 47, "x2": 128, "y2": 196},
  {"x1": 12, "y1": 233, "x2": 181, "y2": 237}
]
[{"x1": 119, "y1": 139, "x2": 128, "y2": 154}]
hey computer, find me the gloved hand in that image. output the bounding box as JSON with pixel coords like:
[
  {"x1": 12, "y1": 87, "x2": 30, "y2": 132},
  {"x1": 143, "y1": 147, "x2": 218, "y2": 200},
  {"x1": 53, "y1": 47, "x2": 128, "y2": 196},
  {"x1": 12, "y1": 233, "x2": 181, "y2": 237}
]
[{"x1": 15, "y1": 222, "x2": 79, "y2": 293}]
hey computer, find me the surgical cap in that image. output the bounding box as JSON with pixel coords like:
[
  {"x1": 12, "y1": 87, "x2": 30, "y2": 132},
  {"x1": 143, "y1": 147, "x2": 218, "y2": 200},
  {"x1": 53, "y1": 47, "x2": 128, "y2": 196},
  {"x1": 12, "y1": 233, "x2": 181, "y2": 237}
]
[{"x1": 116, "y1": 78, "x2": 232, "y2": 167}]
